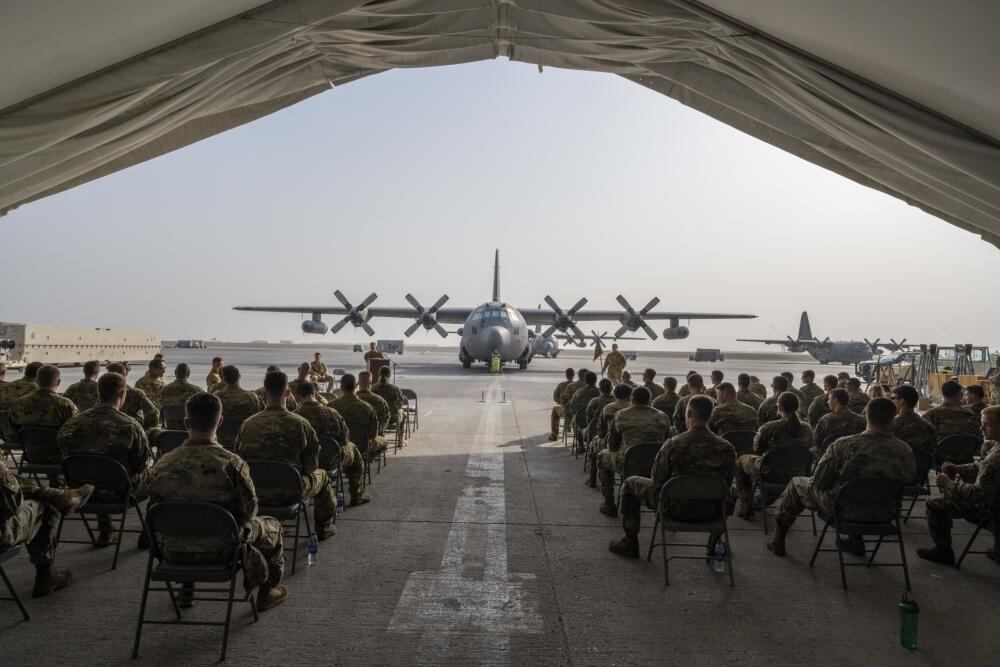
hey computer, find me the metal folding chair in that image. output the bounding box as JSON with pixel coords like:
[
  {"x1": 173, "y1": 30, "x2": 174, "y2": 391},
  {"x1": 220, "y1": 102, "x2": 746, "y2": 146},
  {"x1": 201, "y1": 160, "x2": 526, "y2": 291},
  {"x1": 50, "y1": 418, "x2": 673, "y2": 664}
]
[
  {"x1": 721, "y1": 430, "x2": 755, "y2": 457},
  {"x1": 809, "y1": 479, "x2": 910, "y2": 591},
  {"x1": 318, "y1": 433, "x2": 345, "y2": 506},
  {"x1": 57, "y1": 454, "x2": 147, "y2": 570},
  {"x1": 132, "y1": 501, "x2": 258, "y2": 661},
  {"x1": 401, "y1": 389, "x2": 418, "y2": 432},
  {"x1": 153, "y1": 430, "x2": 187, "y2": 459},
  {"x1": 160, "y1": 404, "x2": 186, "y2": 430},
  {"x1": 0, "y1": 412, "x2": 23, "y2": 472},
  {"x1": 246, "y1": 460, "x2": 311, "y2": 575},
  {"x1": 217, "y1": 416, "x2": 247, "y2": 451},
  {"x1": 17, "y1": 426, "x2": 63, "y2": 485},
  {"x1": 819, "y1": 434, "x2": 840, "y2": 458},
  {"x1": 955, "y1": 488, "x2": 1000, "y2": 570},
  {"x1": 749, "y1": 446, "x2": 815, "y2": 535},
  {"x1": 902, "y1": 448, "x2": 935, "y2": 523},
  {"x1": 647, "y1": 475, "x2": 734, "y2": 586},
  {"x1": 935, "y1": 434, "x2": 982, "y2": 467},
  {"x1": 616, "y1": 441, "x2": 660, "y2": 495},
  {"x1": 0, "y1": 545, "x2": 30, "y2": 621}
]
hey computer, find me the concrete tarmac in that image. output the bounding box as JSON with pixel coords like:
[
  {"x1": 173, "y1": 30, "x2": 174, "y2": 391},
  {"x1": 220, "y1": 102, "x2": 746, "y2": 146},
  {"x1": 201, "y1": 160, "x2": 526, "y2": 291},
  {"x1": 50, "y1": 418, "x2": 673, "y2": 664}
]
[{"x1": 2, "y1": 348, "x2": 996, "y2": 664}]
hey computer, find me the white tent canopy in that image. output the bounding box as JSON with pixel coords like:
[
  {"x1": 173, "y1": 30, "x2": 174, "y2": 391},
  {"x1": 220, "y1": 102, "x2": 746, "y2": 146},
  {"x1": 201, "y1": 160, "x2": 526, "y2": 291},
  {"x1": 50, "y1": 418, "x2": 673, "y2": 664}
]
[{"x1": 2, "y1": 0, "x2": 999, "y2": 247}]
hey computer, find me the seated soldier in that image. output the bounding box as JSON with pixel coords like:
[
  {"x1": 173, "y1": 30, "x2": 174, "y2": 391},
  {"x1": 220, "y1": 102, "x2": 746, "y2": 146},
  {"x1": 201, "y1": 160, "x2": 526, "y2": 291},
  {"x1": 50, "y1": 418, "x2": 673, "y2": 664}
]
[
  {"x1": 58, "y1": 372, "x2": 154, "y2": 546},
  {"x1": 678, "y1": 371, "x2": 695, "y2": 398},
  {"x1": 891, "y1": 385, "x2": 937, "y2": 455},
  {"x1": 609, "y1": 396, "x2": 736, "y2": 558},
  {"x1": 215, "y1": 364, "x2": 264, "y2": 450},
  {"x1": 310, "y1": 352, "x2": 336, "y2": 393},
  {"x1": 964, "y1": 385, "x2": 988, "y2": 418},
  {"x1": 707, "y1": 382, "x2": 757, "y2": 436},
  {"x1": 234, "y1": 371, "x2": 338, "y2": 540},
  {"x1": 330, "y1": 374, "x2": 382, "y2": 463},
  {"x1": 357, "y1": 371, "x2": 390, "y2": 449},
  {"x1": 0, "y1": 462, "x2": 93, "y2": 597},
  {"x1": 836, "y1": 372, "x2": 850, "y2": 388},
  {"x1": 917, "y1": 406, "x2": 1000, "y2": 565},
  {"x1": 134, "y1": 359, "x2": 166, "y2": 406},
  {"x1": 256, "y1": 365, "x2": 301, "y2": 411},
  {"x1": 748, "y1": 375, "x2": 768, "y2": 400},
  {"x1": 0, "y1": 361, "x2": 43, "y2": 412},
  {"x1": 9, "y1": 366, "x2": 79, "y2": 457},
  {"x1": 294, "y1": 381, "x2": 370, "y2": 506},
  {"x1": 845, "y1": 378, "x2": 870, "y2": 414},
  {"x1": 641, "y1": 369, "x2": 664, "y2": 399},
  {"x1": 159, "y1": 363, "x2": 202, "y2": 429},
  {"x1": 672, "y1": 374, "x2": 716, "y2": 434},
  {"x1": 566, "y1": 371, "x2": 600, "y2": 450},
  {"x1": 63, "y1": 360, "x2": 101, "y2": 412},
  {"x1": 736, "y1": 373, "x2": 763, "y2": 410},
  {"x1": 587, "y1": 384, "x2": 633, "y2": 488},
  {"x1": 549, "y1": 368, "x2": 575, "y2": 441},
  {"x1": 756, "y1": 376, "x2": 790, "y2": 427},
  {"x1": 289, "y1": 363, "x2": 321, "y2": 404},
  {"x1": 704, "y1": 370, "x2": 724, "y2": 400},
  {"x1": 652, "y1": 376, "x2": 680, "y2": 419},
  {"x1": 780, "y1": 371, "x2": 806, "y2": 408},
  {"x1": 766, "y1": 398, "x2": 916, "y2": 557},
  {"x1": 106, "y1": 362, "x2": 160, "y2": 430},
  {"x1": 148, "y1": 392, "x2": 287, "y2": 610},
  {"x1": 371, "y1": 365, "x2": 405, "y2": 440},
  {"x1": 620, "y1": 370, "x2": 638, "y2": 388},
  {"x1": 799, "y1": 370, "x2": 826, "y2": 415},
  {"x1": 597, "y1": 387, "x2": 671, "y2": 517},
  {"x1": 734, "y1": 392, "x2": 814, "y2": 517},
  {"x1": 582, "y1": 379, "x2": 615, "y2": 458},
  {"x1": 924, "y1": 380, "x2": 980, "y2": 442},
  {"x1": 808, "y1": 374, "x2": 839, "y2": 427},
  {"x1": 814, "y1": 388, "x2": 866, "y2": 455}
]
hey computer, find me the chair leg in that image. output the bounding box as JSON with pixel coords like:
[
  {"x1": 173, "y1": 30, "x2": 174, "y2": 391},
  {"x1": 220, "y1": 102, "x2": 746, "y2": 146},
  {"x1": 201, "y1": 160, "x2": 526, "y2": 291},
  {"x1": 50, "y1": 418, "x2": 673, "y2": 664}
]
[
  {"x1": 219, "y1": 575, "x2": 238, "y2": 661},
  {"x1": 647, "y1": 513, "x2": 660, "y2": 563},
  {"x1": 131, "y1": 553, "x2": 155, "y2": 659},
  {"x1": 0, "y1": 564, "x2": 29, "y2": 621},
  {"x1": 164, "y1": 580, "x2": 183, "y2": 620},
  {"x1": 111, "y1": 506, "x2": 129, "y2": 570},
  {"x1": 661, "y1": 520, "x2": 669, "y2": 586},
  {"x1": 290, "y1": 507, "x2": 301, "y2": 576},
  {"x1": 723, "y1": 526, "x2": 735, "y2": 588},
  {"x1": 809, "y1": 523, "x2": 829, "y2": 568},
  {"x1": 867, "y1": 535, "x2": 885, "y2": 564},
  {"x1": 896, "y1": 520, "x2": 911, "y2": 591},
  {"x1": 955, "y1": 525, "x2": 983, "y2": 569},
  {"x1": 836, "y1": 531, "x2": 849, "y2": 590}
]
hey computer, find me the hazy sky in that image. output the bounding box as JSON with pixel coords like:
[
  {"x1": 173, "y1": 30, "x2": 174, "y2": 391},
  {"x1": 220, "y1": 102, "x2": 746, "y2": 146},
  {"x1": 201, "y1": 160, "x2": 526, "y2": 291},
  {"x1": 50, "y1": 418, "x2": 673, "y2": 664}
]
[{"x1": 4, "y1": 60, "x2": 998, "y2": 351}]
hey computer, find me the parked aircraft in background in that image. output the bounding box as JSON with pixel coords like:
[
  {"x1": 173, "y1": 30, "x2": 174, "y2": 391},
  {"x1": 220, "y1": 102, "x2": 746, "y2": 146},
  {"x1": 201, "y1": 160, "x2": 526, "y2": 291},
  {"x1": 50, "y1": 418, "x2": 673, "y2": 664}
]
[{"x1": 235, "y1": 251, "x2": 756, "y2": 369}]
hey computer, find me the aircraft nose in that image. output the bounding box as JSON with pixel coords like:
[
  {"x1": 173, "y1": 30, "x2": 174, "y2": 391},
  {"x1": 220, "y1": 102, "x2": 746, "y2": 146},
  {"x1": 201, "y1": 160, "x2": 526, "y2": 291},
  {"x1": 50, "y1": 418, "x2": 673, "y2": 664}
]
[{"x1": 485, "y1": 326, "x2": 509, "y2": 352}]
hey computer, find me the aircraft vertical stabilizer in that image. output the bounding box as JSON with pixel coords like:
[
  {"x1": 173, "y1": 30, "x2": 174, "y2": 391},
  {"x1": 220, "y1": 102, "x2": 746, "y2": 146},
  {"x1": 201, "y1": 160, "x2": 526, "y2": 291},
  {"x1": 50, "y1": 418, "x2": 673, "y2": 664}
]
[
  {"x1": 492, "y1": 249, "x2": 500, "y2": 302},
  {"x1": 798, "y1": 311, "x2": 812, "y2": 341}
]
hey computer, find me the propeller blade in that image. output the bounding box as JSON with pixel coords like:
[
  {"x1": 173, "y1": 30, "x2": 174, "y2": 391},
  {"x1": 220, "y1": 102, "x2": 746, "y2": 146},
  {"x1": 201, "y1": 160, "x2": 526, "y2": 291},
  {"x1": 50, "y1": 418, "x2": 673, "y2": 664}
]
[
  {"x1": 541, "y1": 325, "x2": 558, "y2": 339},
  {"x1": 405, "y1": 293, "x2": 423, "y2": 312},
  {"x1": 640, "y1": 297, "x2": 660, "y2": 315},
  {"x1": 569, "y1": 324, "x2": 586, "y2": 342},
  {"x1": 641, "y1": 322, "x2": 658, "y2": 340},
  {"x1": 404, "y1": 320, "x2": 422, "y2": 337},
  {"x1": 616, "y1": 295, "x2": 635, "y2": 314},
  {"x1": 330, "y1": 316, "x2": 351, "y2": 334},
  {"x1": 358, "y1": 292, "x2": 378, "y2": 309},
  {"x1": 360, "y1": 321, "x2": 375, "y2": 337},
  {"x1": 568, "y1": 297, "x2": 588, "y2": 315},
  {"x1": 614, "y1": 324, "x2": 629, "y2": 338},
  {"x1": 429, "y1": 294, "x2": 449, "y2": 313},
  {"x1": 433, "y1": 323, "x2": 448, "y2": 338},
  {"x1": 543, "y1": 295, "x2": 563, "y2": 315},
  {"x1": 333, "y1": 290, "x2": 351, "y2": 309}
]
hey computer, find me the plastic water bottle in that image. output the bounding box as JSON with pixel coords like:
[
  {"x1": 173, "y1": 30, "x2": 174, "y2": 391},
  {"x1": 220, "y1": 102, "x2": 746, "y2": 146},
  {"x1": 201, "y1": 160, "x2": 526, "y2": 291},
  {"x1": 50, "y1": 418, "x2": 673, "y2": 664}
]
[
  {"x1": 307, "y1": 533, "x2": 319, "y2": 567},
  {"x1": 712, "y1": 539, "x2": 727, "y2": 573},
  {"x1": 899, "y1": 593, "x2": 919, "y2": 650},
  {"x1": 336, "y1": 490, "x2": 345, "y2": 513}
]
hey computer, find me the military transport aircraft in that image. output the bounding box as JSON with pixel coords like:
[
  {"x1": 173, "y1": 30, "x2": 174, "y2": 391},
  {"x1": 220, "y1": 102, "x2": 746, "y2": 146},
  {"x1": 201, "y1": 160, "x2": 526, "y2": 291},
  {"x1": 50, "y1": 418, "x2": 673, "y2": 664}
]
[
  {"x1": 234, "y1": 251, "x2": 756, "y2": 370},
  {"x1": 737, "y1": 311, "x2": 909, "y2": 365}
]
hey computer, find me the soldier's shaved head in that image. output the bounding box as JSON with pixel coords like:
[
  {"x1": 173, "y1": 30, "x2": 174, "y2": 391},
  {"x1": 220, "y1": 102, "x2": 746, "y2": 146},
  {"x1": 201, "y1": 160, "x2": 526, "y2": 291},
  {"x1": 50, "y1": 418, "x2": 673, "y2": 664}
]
[
  {"x1": 296, "y1": 381, "x2": 317, "y2": 398},
  {"x1": 221, "y1": 364, "x2": 240, "y2": 385},
  {"x1": 186, "y1": 392, "x2": 222, "y2": 433},
  {"x1": 36, "y1": 365, "x2": 60, "y2": 389},
  {"x1": 98, "y1": 372, "x2": 127, "y2": 403},
  {"x1": 710, "y1": 370, "x2": 724, "y2": 383},
  {"x1": 631, "y1": 387, "x2": 651, "y2": 406},
  {"x1": 687, "y1": 395, "x2": 714, "y2": 423},
  {"x1": 846, "y1": 377, "x2": 862, "y2": 390},
  {"x1": 771, "y1": 376, "x2": 789, "y2": 394},
  {"x1": 716, "y1": 382, "x2": 735, "y2": 401},
  {"x1": 737, "y1": 373, "x2": 750, "y2": 389},
  {"x1": 107, "y1": 362, "x2": 128, "y2": 377},
  {"x1": 802, "y1": 370, "x2": 816, "y2": 381},
  {"x1": 24, "y1": 361, "x2": 43, "y2": 379},
  {"x1": 687, "y1": 374, "x2": 704, "y2": 390},
  {"x1": 865, "y1": 397, "x2": 896, "y2": 431},
  {"x1": 613, "y1": 384, "x2": 633, "y2": 400},
  {"x1": 83, "y1": 360, "x2": 101, "y2": 378},
  {"x1": 564, "y1": 368, "x2": 575, "y2": 380},
  {"x1": 964, "y1": 385, "x2": 985, "y2": 400},
  {"x1": 358, "y1": 371, "x2": 372, "y2": 390},
  {"x1": 643, "y1": 368, "x2": 656, "y2": 382},
  {"x1": 340, "y1": 373, "x2": 357, "y2": 393},
  {"x1": 830, "y1": 388, "x2": 850, "y2": 407},
  {"x1": 598, "y1": 378, "x2": 613, "y2": 395},
  {"x1": 175, "y1": 363, "x2": 190, "y2": 379},
  {"x1": 664, "y1": 376, "x2": 677, "y2": 391},
  {"x1": 266, "y1": 365, "x2": 281, "y2": 374},
  {"x1": 982, "y1": 406, "x2": 1000, "y2": 436},
  {"x1": 584, "y1": 371, "x2": 598, "y2": 386},
  {"x1": 822, "y1": 374, "x2": 838, "y2": 390},
  {"x1": 895, "y1": 385, "x2": 920, "y2": 408},
  {"x1": 263, "y1": 370, "x2": 288, "y2": 398}
]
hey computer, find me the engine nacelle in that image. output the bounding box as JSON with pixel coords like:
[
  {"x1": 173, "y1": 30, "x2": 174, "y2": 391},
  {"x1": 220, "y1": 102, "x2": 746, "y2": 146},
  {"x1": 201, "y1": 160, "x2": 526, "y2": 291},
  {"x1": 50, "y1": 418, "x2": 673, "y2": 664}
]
[
  {"x1": 662, "y1": 325, "x2": 690, "y2": 340},
  {"x1": 301, "y1": 319, "x2": 328, "y2": 335}
]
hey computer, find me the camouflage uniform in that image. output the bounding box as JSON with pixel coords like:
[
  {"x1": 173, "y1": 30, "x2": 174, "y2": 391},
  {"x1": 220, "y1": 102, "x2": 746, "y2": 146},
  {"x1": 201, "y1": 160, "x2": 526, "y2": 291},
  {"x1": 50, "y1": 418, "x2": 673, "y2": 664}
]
[
  {"x1": 120, "y1": 385, "x2": 159, "y2": 430},
  {"x1": 0, "y1": 377, "x2": 37, "y2": 412},
  {"x1": 371, "y1": 380, "x2": 405, "y2": 429},
  {"x1": 799, "y1": 382, "x2": 826, "y2": 414},
  {"x1": 159, "y1": 379, "x2": 202, "y2": 429},
  {"x1": 651, "y1": 391, "x2": 680, "y2": 420},
  {"x1": 295, "y1": 402, "x2": 366, "y2": 500},
  {"x1": 358, "y1": 389, "x2": 390, "y2": 443},
  {"x1": 258, "y1": 385, "x2": 301, "y2": 412},
  {"x1": 704, "y1": 385, "x2": 719, "y2": 400},
  {"x1": 707, "y1": 400, "x2": 758, "y2": 436},
  {"x1": 134, "y1": 372, "x2": 165, "y2": 406},
  {"x1": 148, "y1": 439, "x2": 284, "y2": 591},
  {"x1": 63, "y1": 378, "x2": 99, "y2": 412},
  {"x1": 330, "y1": 394, "x2": 381, "y2": 458},
  {"x1": 584, "y1": 394, "x2": 615, "y2": 444},
  {"x1": 620, "y1": 427, "x2": 735, "y2": 537},
  {"x1": 598, "y1": 405, "x2": 671, "y2": 509},
  {"x1": 235, "y1": 407, "x2": 337, "y2": 531},
  {"x1": 773, "y1": 432, "x2": 915, "y2": 527},
  {"x1": 734, "y1": 420, "x2": 815, "y2": 505},
  {"x1": 891, "y1": 412, "x2": 938, "y2": 456},
  {"x1": 736, "y1": 389, "x2": 762, "y2": 410},
  {"x1": 990, "y1": 371, "x2": 1000, "y2": 406},
  {"x1": 672, "y1": 393, "x2": 717, "y2": 433},
  {"x1": 215, "y1": 385, "x2": 264, "y2": 449},
  {"x1": 0, "y1": 462, "x2": 60, "y2": 567},
  {"x1": 748, "y1": 382, "x2": 768, "y2": 400},
  {"x1": 206, "y1": 370, "x2": 222, "y2": 391},
  {"x1": 550, "y1": 379, "x2": 573, "y2": 437},
  {"x1": 807, "y1": 391, "x2": 832, "y2": 428},
  {"x1": 10, "y1": 388, "x2": 79, "y2": 434},
  {"x1": 363, "y1": 350, "x2": 385, "y2": 362},
  {"x1": 756, "y1": 396, "x2": 781, "y2": 428},
  {"x1": 925, "y1": 441, "x2": 1000, "y2": 548},
  {"x1": 58, "y1": 404, "x2": 153, "y2": 494},
  {"x1": 566, "y1": 385, "x2": 601, "y2": 436},
  {"x1": 847, "y1": 388, "x2": 870, "y2": 414},
  {"x1": 814, "y1": 409, "x2": 867, "y2": 455},
  {"x1": 310, "y1": 360, "x2": 335, "y2": 392},
  {"x1": 587, "y1": 398, "x2": 631, "y2": 484},
  {"x1": 677, "y1": 385, "x2": 691, "y2": 398},
  {"x1": 643, "y1": 382, "x2": 665, "y2": 400},
  {"x1": 923, "y1": 402, "x2": 979, "y2": 441},
  {"x1": 603, "y1": 351, "x2": 626, "y2": 384},
  {"x1": 965, "y1": 401, "x2": 988, "y2": 418}
]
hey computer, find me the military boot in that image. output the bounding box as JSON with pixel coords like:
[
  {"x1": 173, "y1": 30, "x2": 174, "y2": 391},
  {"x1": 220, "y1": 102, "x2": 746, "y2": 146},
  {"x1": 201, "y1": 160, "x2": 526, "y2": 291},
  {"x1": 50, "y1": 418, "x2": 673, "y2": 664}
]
[
  {"x1": 766, "y1": 522, "x2": 789, "y2": 557},
  {"x1": 608, "y1": 535, "x2": 639, "y2": 559},
  {"x1": 916, "y1": 545, "x2": 955, "y2": 566},
  {"x1": 599, "y1": 501, "x2": 618, "y2": 518},
  {"x1": 32, "y1": 484, "x2": 95, "y2": 515},
  {"x1": 32, "y1": 565, "x2": 73, "y2": 598},
  {"x1": 176, "y1": 582, "x2": 195, "y2": 609},
  {"x1": 94, "y1": 516, "x2": 120, "y2": 548},
  {"x1": 257, "y1": 585, "x2": 289, "y2": 611},
  {"x1": 317, "y1": 520, "x2": 337, "y2": 541},
  {"x1": 350, "y1": 492, "x2": 371, "y2": 506}
]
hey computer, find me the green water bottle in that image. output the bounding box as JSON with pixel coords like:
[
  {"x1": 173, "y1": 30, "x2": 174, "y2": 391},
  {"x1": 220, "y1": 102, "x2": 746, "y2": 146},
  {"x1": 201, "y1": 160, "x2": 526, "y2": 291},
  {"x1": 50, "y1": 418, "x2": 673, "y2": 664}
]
[{"x1": 899, "y1": 593, "x2": 919, "y2": 650}]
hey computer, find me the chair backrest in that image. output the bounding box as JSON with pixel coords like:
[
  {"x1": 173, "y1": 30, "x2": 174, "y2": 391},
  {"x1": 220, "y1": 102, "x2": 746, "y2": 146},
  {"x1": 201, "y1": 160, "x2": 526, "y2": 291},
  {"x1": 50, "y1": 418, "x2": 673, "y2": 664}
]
[
  {"x1": 317, "y1": 433, "x2": 342, "y2": 471},
  {"x1": 622, "y1": 441, "x2": 661, "y2": 479},
  {"x1": 660, "y1": 475, "x2": 730, "y2": 522},
  {"x1": 217, "y1": 416, "x2": 246, "y2": 443},
  {"x1": 160, "y1": 404, "x2": 186, "y2": 428},
  {"x1": 246, "y1": 459, "x2": 304, "y2": 505},
  {"x1": 819, "y1": 434, "x2": 840, "y2": 456},
  {"x1": 0, "y1": 411, "x2": 18, "y2": 445},
  {"x1": 18, "y1": 426, "x2": 61, "y2": 464},
  {"x1": 834, "y1": 478, "x2": 903, "y2": 524},
  {"x1": 401, "y1": 389, "x2": 417, "y2": 401},
  {"x1": 154, "y1": 430, "x2": 188, "y2": 458},
  {"x1": 332, "y1": 368, "x2": 345, "y2": 376},
  {"x1": 145, "y1": 501, "x2": 241, "y2": 563},
  {"x1": 61, "y1": 454, "x2": 133, "y2": 500},
  {"x1": 935, "y1": 435, "x2": 981, "y2": 465},
  {"x1": 759, "y1": 446, "x2": 814, "y2": 484},
  {"x1": 911, "y1": 448, "x2": 935, "y2": 484},
  {"x1": 721, "y1": 430, "x2": 755, "y2": 456}
]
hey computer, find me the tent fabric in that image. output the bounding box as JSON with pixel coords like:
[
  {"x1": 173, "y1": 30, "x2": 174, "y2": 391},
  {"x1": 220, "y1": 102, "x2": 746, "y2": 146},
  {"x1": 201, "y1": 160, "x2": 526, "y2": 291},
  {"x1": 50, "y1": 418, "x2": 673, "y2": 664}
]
[{"x1": 1, "y1": 0, "x2": 998, "y2": 247}]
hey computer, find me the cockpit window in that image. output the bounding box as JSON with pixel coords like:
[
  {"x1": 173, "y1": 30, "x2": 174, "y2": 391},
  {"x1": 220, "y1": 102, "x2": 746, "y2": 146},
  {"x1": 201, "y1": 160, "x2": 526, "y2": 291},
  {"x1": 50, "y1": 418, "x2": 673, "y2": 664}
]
[{"x1": 481, "y1": 309, "x2": 511, "y2": 327}]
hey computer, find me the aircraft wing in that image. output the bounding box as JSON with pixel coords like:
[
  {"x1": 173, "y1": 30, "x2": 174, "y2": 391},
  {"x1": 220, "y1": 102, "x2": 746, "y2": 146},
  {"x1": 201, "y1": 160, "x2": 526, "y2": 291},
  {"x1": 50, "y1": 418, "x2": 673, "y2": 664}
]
[
  {"x1": 519, "y1": 309, "x2": 757, "y2": 325},
  {"x1": 233, "y1": 305, "x2": 474, "y2": 324},
  {"x1": 736, "y1": 338, "x2": 810, "y2": 346}
]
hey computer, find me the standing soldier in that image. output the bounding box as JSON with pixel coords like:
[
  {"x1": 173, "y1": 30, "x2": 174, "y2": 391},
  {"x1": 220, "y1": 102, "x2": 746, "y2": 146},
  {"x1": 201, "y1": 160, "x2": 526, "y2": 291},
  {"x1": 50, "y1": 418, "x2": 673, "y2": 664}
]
[
  {"x1": 602, "y1": 343, "x2": 627, "y2": 385},
  {"x1": 310, "y1": 352, "x2": 336, "y2": 393},
  {"x1": 106, "y1": 363, "x2": 160, "y2": 430},
  {"x1": 206, "y1": 356, "x2": 224, "y2": 391},
  {"x1": 135, "y1": 359, "x2": 166, "y2": 406},
  {"x1": 363, "y1": 342, "x2": 385, "y2": 363},
  {"x1": 63, "y1": 360, "x2": 101, "y2": 412},
  {"x1": 549, "y1": 368, "x2": 575, "y2": 441},
  {"x1": 160, "y1": 363, "x2": 202, "y2": 429}
]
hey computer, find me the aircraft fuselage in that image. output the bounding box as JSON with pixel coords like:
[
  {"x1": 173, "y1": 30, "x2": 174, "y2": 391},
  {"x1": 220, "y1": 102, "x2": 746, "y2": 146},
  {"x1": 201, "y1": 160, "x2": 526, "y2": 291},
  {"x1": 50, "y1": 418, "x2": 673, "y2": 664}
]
[{"x1": 458, "y1": 301, "x2": 532, "y2": 367}]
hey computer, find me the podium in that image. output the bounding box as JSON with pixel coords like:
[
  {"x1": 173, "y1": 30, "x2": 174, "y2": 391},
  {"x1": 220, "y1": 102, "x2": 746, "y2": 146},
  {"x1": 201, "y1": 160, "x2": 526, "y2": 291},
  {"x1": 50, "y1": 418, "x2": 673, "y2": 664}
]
[{"x1": 368, "y1": 357, "x2": 391, "y2": 379}]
